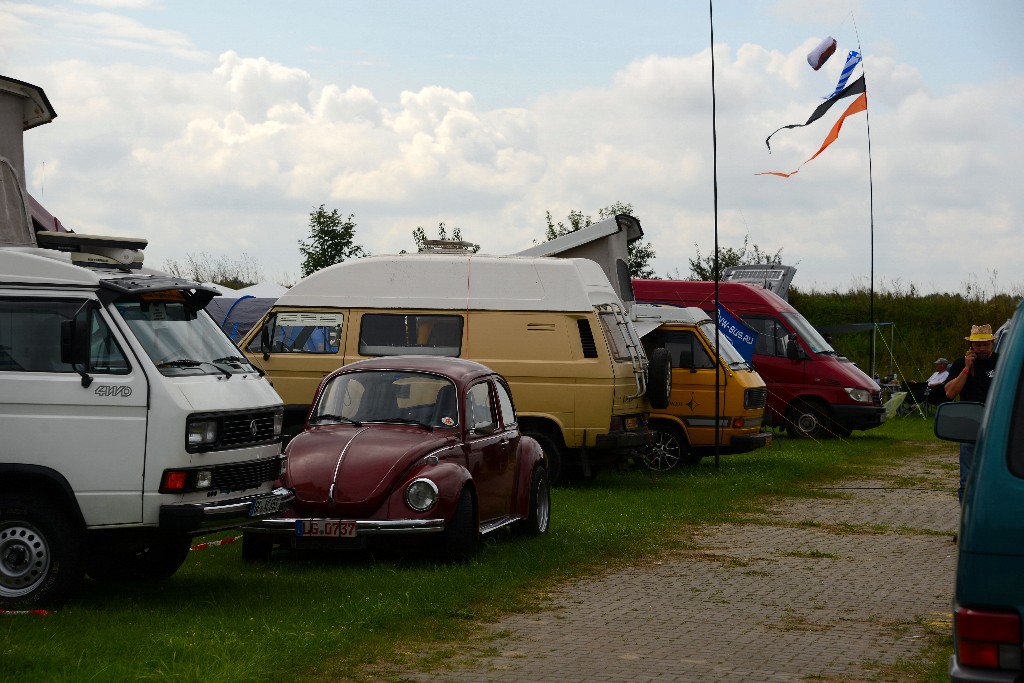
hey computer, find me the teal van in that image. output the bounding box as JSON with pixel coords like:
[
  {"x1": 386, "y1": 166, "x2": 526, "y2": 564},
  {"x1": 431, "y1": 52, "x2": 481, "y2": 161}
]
[{"x1": 935, "y1": 298, "x2": 1024, "y2": 681}]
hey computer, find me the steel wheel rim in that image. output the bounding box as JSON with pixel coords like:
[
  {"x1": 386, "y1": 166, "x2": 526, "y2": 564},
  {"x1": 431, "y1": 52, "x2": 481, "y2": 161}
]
[
  {"x1": 0, "y1": 522, "x2": 51, "y2": 598},
  {"x1": 535, "y1": 478, "x2": 551, "y2": 532}
]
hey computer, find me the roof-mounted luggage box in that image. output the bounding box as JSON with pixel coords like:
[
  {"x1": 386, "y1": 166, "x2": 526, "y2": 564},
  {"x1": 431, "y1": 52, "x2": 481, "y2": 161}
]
[{"x1": 35, "y1": 230, "x2": 147, "y2": 270}]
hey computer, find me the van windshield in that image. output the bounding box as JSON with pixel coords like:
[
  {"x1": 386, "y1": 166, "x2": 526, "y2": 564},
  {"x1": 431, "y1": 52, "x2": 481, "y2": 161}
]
[
  {"x1": 114, "y1": 293, "x2": 256, "y2": 376},
  {"x1": 697, "y1": 321, "x2": 750, "y2": 368},
  {"x1": 781, "y1": 312, "x2": 836, "y2": 355}
]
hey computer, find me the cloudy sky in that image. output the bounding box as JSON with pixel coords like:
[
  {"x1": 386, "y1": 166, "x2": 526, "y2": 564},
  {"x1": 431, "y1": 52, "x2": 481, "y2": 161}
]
[{"x1": 3, "y1": 0, "x2": 1021, "y2": 294}]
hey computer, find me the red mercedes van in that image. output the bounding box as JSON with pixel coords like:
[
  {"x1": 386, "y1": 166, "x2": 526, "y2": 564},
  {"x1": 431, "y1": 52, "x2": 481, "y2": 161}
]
[{"x1": 632, "y1": 280, "x2": 885, "y2": 438}]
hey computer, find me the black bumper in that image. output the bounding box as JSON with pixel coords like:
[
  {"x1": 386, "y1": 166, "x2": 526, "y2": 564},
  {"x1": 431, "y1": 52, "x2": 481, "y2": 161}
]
[
  {"x1": 159, "y1": 487, "x2": 294, "y2": 534},
  {"x1": 831, "y1": 404, "x2": 887, "y2": 431},
  {"x1": 729, "y1": 431, "x2": 773, "y2": 453},
  {"x1": 595, "y1": 427, "x2": 652, "y2": 452}
]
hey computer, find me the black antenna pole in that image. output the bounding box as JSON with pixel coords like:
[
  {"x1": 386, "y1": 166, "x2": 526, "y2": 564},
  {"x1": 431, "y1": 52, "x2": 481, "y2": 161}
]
[{"x1": 710, "y1": 0, "x2": 721, "y2": 468}]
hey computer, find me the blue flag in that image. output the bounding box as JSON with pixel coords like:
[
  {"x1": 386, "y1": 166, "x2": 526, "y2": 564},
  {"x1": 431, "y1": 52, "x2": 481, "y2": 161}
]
[{"x1": 717, "y1": 305, "x2": 757, "y2": 363}]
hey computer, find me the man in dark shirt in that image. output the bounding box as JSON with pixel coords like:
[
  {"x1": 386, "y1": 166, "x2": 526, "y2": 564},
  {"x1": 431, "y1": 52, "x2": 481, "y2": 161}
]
[{"x1": 945, "y1": 324, "x2": 999, "y2": 502}]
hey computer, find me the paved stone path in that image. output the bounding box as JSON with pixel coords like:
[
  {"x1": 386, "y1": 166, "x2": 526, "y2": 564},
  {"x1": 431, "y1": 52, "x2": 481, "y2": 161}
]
[{"x1": 386, "y1": 446, "x2": 959, "y2": 683}]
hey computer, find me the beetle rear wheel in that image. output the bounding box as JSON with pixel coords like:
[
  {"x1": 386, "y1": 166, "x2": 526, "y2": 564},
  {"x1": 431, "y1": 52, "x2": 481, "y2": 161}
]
[{"x1": 514, "y1": 466, "x2": 550, "y2": 535}]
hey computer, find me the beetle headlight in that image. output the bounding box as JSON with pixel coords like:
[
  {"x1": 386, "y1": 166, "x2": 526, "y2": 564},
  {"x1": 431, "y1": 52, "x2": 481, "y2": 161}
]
[
  {"x1": 405, "y1": 478, "x2": 439, "y2": 512},
  {"x1": 845, "y1": 387, "x2": 873, "y2": 403}
]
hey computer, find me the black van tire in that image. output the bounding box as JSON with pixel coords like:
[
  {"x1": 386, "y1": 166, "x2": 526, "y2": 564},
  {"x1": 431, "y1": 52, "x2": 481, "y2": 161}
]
[
  {"x1": 646, "y1": 347, "x2": 672, "y2": 410},
  {"x1": 241, "y1": 533, "x2": 275, "y2": 563},
  {"x1": 786, "y1": 400, "x2": 831, "y2": 439},
  {"x1": 525, "y1": 431, "x2": 566, "y2": 486},
  {"x1": 87, "y1": 533, "x2": 192, "y2": 581},
  {"x1": 0, "y1": 494, "x2": 85, "y2": 608}
]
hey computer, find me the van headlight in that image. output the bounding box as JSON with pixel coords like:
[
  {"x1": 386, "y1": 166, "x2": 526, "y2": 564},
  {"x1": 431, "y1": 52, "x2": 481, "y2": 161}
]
[
  {"x1": 405, "y1": 478, "x2": 439, "y2": 512},
  {"x1": 845, "y1": 388, "x2": 873, "y2": 403},
  {"x1": 187, "y1": 418, "x2": 219, "y2": 449}
]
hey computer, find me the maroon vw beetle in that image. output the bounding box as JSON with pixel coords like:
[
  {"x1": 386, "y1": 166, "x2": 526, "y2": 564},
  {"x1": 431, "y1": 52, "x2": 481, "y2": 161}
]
[{"x1": 242, "y1": 356, "x2": 550, "y2": 561}]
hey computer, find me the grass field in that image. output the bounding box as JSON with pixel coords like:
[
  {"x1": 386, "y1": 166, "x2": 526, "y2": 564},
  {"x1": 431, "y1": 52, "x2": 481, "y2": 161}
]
[{"x1": 0, "y1": 416, "x2": 954, "y2": 682}]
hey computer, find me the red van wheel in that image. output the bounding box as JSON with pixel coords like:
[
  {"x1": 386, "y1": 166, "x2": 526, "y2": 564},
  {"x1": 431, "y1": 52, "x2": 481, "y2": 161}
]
[{"x1": 786, "y1": 400, "x2": 832, "y2": 439}]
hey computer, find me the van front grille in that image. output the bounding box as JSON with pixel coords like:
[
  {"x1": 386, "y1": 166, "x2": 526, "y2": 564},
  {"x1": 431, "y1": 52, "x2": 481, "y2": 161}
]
[{"x1": 744, "y1": 387, "x2": 767, "y2": 409}]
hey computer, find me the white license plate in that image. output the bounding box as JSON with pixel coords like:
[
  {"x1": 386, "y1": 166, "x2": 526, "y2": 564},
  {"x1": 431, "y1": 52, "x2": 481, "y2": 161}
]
[
  {"x1": 295, "y1": 519, "x2": 357, "y2": 538},
  {"x1": 248, "y1": 496, "x2": 282, "y2": 517}
]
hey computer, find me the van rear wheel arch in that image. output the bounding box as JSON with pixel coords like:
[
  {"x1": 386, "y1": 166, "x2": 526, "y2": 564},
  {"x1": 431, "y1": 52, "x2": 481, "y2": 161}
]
[{"x1": 517, "y1": 420, "x2": 567, "y2": 486}]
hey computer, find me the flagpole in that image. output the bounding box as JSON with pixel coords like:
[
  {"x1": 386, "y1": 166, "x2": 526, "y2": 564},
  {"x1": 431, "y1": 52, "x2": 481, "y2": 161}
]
[
  {"x1": 853, "y1": 18, "x2": 877, "y2": 380},
  {"x1": 709, "y1": 0, "x2": 721, "y2": 469}
]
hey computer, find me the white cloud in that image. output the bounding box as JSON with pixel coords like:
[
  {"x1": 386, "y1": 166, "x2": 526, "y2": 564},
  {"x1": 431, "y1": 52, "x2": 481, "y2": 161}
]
[{"x1": 7, "y1": 7, "x2": 1022, "y2": 294}]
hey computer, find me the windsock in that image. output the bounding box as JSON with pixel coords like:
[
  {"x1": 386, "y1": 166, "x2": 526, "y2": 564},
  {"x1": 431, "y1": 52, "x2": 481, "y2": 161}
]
[{"x1": 807, "y1": 36, "x2": 837, "y2": 70}]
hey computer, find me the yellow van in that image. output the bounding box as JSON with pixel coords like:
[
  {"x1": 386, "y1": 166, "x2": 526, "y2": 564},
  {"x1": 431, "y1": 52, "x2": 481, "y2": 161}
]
[
  {"x1": 631, "y1": 304, "x2": 771, "y2": 469},
  {"x1": 241, "y1": 254, "x2": 671, "y2": 483}
]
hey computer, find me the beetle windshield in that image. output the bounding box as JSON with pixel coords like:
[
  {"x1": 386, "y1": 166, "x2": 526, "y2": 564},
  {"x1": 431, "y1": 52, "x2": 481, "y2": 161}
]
[
  {"x1": 114, "y1": 292, "x2": 256, "y2": 377},
  {"x1": 313, "y1": 370, "x2": 459, "y2": 428}
]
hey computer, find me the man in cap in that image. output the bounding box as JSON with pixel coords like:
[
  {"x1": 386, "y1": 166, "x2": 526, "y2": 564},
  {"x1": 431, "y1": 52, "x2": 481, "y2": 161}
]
[
  {"x1": 926, "y1": 358, "x2": 949, "y2": 389},
  {"x1": 945, "y1": 324, "x2": 999, "y2": 503}
]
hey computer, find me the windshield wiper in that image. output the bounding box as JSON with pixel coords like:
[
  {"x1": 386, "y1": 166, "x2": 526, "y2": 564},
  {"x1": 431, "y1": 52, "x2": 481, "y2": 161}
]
[
  {"x1": 372, "y1": 417, "x2": 433, "y2": 430},
  {"x1": 308, "y1": 414, "x2": 361, "y2": 426},
  {"x1": 158, "y1": 358, "x2": 232, "y2": 378}
]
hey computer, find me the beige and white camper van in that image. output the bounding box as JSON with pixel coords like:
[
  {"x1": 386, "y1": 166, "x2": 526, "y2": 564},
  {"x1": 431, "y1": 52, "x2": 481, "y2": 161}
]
[{"x1": 241, "y1": 253, "x2": 670, "y2": 483}]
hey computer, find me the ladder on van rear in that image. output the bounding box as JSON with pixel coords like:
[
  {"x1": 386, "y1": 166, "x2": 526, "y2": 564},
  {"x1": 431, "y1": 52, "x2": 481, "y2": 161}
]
[{"x1": 598, "y1": 302, "x2": 649, "y2": 399}]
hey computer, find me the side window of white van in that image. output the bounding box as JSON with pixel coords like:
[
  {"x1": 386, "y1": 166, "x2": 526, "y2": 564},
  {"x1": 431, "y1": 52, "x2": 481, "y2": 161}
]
[
  {"x1": 359, "y1": 314, "x2": 463, "y2": 357},
  {"x1": 0, "y1": 299, "x2": 129, "y2": 374}
]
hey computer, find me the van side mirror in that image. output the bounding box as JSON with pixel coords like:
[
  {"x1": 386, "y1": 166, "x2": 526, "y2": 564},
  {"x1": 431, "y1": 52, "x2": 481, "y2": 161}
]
[
  {"x1": 260, "y1": 320, "x2": 272, "y2": 360},
  {"x1": 60, "y1": 318, "x2": 91, "y2": 366},
  {"x1": 60, "y1": 303, "x2": 94, "y2": 387},
  {"x1": 934, "y1": 402, "x2": 983, "y2": 443},
  {"x1": 786, "y1": 334, "x2": 804, "y2": 360}
]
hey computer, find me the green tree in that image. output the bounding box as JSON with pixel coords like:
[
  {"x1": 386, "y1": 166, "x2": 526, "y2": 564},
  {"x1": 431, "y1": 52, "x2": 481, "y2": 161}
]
[
  {"x1": 544, "y1": 202, "x2": 656, "y2": 278},
  {"x1": 410, "y1": 222, "x2": 480, "y2": 253},
  {"x1": 686, "y1": 235, "x2": 783, "y2": 281},
  {"x1": 298, "y1": 205, "x2": 367, "y2": 277}
]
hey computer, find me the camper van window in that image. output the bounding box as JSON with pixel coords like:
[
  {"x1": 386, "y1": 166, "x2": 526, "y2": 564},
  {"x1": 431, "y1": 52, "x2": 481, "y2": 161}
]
[
  {"x1": 643, "y1": 329, "x2": 714, "y2": 370},
  {"x1": 742, "y1": 316, "x2": 787, "y2": 357},
  {"x1": 780, "y1": 313, "x2": 835, "y2": 354},
  {"x1": 358, "y1": 314, "x2": 463, "y2": 357},
  {"x1": 598, "y1": 312, "x2": 632, "y2": 362},
  {"x1": 0, "y1": 299, "x2": 129, "y2": 374},
  {"x1": 248, "y1": 311, "x2": 343, "y2": 355}
]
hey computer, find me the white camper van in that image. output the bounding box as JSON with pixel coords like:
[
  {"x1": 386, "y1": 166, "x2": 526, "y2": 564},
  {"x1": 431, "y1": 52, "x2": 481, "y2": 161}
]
[
  {"x1": 241, "y1": 253, "x2": 670, "y2": 483},
  {"x1": 0, "y1": 233, "x2": 292, "y2": 607}
]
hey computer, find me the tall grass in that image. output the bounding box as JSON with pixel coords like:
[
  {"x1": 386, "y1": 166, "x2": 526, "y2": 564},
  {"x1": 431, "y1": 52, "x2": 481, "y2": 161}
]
[
  {"x1": 1, "y1": 418, "x2": 950, "y2": 683},
  {"x1": 791, "y1": 283, "x2": 1022, "y2": 381}
]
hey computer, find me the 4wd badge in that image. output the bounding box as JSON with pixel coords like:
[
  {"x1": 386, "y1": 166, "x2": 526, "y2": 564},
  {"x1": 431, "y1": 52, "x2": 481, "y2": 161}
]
[{"x1": 95, "y1": 385, "x2": 133, "y2": 397}]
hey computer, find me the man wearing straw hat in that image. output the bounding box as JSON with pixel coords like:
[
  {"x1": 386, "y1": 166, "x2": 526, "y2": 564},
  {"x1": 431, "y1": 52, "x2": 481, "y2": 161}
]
[{"x1": 944, "y1": 324, "x2": 1000, "y2": 503}]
